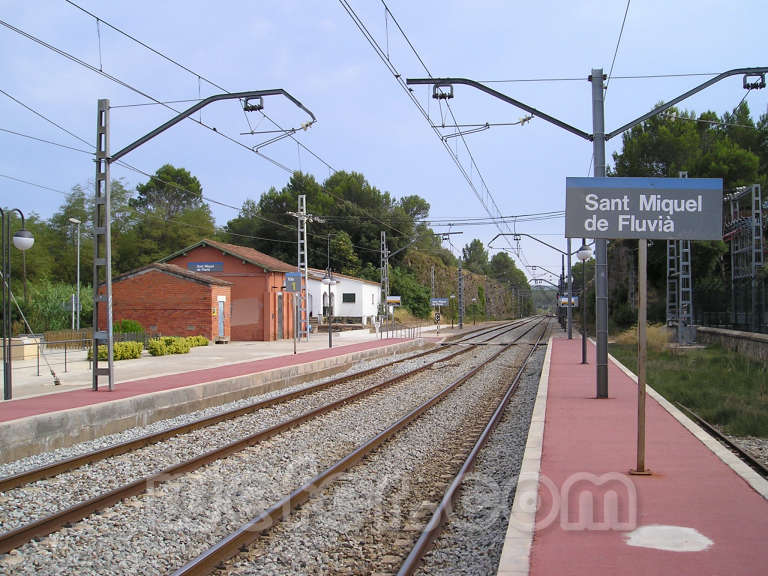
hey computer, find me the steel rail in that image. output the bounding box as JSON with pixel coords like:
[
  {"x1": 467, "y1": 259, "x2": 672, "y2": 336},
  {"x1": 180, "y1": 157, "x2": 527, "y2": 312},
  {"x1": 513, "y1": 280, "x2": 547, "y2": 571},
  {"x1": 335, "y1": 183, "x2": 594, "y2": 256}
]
[
  {"x1": 397, "y1": 320, "x2": 549, "y2": 575},
  {"x1": 170, "y1": 318, "x2": 546, "y2": 576},
  {"x1": 676, "y1": 402, "x2": 768, "y2": 480},
  {"x1": 0, "y1": 324, "x2": 529, "y2": 555},
  {"x1": 0, "y1": 320, "x2": 523, "y2": 493}
]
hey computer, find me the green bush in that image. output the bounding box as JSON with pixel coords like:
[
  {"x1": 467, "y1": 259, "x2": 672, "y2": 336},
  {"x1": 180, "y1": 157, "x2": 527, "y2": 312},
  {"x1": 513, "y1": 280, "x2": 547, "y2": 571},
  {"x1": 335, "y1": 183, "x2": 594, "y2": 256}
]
[
  {"x1": 168, "y1": 337, "x2": 191, "y2": 355},
  {"x1": 148, "y1": 336, "x2": 193, "y2": 356},
  {"x1": 147, "y1": 338, "x2": 168, "y2": 356},
  {"x1": 114, "y1": 319, "x2": 144, "y2": 334},
  {"x1": 88, "y1": 341, "x2": 143, "y2": 361},
  {"x1": 186, "y1": 335, "x2": 209, "y2": 347}
]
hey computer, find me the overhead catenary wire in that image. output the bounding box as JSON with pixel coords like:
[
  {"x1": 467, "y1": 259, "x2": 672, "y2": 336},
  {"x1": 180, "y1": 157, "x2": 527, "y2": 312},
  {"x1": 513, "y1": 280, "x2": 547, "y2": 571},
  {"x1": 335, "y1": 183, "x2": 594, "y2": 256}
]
[
  {"x1": 339, "y1": 0, "x2": 534, "y2": 270},
  {"x1": 61, "y1": 1, "x2": 411, "y2": 238},
  {"x1": 2, "y1": 12, "x2": 412, "y2": 242},
  {"x1": 605, "y1": 0, "x2": 632, "y2": 94},
  {"x1": 0, "y1": 17, "x2": 296, "y2": 175},
  {"x1": 478, "y1": 72, "x2": 721, "y2": 84},
  {"x1": 61, "y1": 1, "x2": 396, "y2": 236}
]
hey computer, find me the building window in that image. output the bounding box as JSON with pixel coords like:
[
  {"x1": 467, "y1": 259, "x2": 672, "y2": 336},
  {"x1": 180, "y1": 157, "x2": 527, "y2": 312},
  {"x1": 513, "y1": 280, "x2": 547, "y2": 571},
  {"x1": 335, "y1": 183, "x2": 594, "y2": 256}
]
[{"x1": 342, "y1": 293, "x2": 355, "y2": 303}]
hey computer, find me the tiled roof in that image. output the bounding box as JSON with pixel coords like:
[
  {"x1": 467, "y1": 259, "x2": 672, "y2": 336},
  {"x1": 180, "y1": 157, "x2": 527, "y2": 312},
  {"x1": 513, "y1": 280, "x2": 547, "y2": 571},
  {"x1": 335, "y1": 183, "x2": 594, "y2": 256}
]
[
  {"x1": 161, "y1": 239, "x2": 296, "y2": 273},
  {"x1": 113, "y1": 262, "x2": 232, "y2": 286}
]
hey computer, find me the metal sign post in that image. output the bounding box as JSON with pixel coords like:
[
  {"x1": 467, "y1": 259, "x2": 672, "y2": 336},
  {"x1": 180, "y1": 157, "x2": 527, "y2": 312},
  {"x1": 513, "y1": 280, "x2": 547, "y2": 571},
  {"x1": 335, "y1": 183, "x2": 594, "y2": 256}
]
[
  {"x1": 566, "y1": 176, "x2": 723, "y2": 475},
  {"x1": 285, "y1": 272, "x2": 302, "y2": 354}
]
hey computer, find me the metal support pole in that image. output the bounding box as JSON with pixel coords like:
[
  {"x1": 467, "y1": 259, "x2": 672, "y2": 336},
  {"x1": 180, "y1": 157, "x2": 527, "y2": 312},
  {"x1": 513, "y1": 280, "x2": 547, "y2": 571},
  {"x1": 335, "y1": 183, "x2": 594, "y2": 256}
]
[
  {"x1": 630, "y1": 239, "x2": 651, "y2": 475},
  {"x1": 581, "y1": 242, "x2": 588, "y2": 364},
  {"x1": 75, "y1": 221, "x2": 80, "y2": 331},
  {"x1": 93, "y1": 99, "x2": 114, "y2": 391},
  {"x1": 591, "y1": 69, "x2": 609, "y2": 399},
  {"x1": 458, "y1": 260, "x2": 464, "y2": 329},
  {"x1": 567, "y1": 238, "x2": 573, "y2": 339},
  {"x1": 1, "y1": 213, "x2": 10, "y2": 400}
]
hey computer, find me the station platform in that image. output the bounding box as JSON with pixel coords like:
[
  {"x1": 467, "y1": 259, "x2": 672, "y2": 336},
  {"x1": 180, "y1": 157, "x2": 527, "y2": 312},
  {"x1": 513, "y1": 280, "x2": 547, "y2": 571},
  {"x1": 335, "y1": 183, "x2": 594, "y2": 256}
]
[
  {"x1": 499, "y1": 333, "x2": 768, "y2": 576},
  {"x1": 0, "y1": 328, "x2": 433, "y2": 462}
]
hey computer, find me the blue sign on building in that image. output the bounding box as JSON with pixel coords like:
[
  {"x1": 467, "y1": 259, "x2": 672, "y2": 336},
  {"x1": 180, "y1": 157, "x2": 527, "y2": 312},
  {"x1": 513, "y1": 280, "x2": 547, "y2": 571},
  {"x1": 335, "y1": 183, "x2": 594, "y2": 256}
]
[{"x1": 187, "y1": 261, "x2": 224, "y2": 273}]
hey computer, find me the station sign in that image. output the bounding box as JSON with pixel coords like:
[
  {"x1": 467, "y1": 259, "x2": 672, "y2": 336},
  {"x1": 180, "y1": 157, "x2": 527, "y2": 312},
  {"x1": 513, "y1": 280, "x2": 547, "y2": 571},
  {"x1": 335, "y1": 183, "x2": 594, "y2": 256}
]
[
  {"x1": 430, "y1": 297, "x2": 450, "y2": 307},
  {"x1": 187, "y1": 261, "x2": 223, "y2": 272},
  {"x1": 285, "y1": 272, "x2": 302, "y2": 292},
  {"x1": 565, "y1": 177, "x2": 722, "y2": 240},
  {"x1": 386, "y1": 295, "x2": 402, "y2": 306}
]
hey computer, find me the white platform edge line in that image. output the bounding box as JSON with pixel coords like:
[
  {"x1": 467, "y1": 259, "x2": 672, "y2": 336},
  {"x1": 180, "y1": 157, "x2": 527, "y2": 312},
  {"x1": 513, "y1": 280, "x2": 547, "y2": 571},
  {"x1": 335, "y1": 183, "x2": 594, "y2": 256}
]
[
  {"x1": 608, "y1": 351, "x2": 768, "y2": 500},
  {"x1": 496, "y1": 336, "x2": 553, "y2": 576}
]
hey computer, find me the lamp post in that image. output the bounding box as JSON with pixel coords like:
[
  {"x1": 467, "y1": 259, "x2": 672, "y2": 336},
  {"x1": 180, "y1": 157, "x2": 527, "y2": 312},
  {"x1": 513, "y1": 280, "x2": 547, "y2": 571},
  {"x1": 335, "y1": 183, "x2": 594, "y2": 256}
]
[
  {"x1": 577, "y1": 241, "x2": 592, "y2": 365},
  {"x1": 322, "y1": 272, "x2": 337, "y2": 348},
  {"x1": 68, "y1": 217, "x2": 81, "y2": 331},
  {"x1": 1, "y1": 208, "x2": 35, "y2": 400},
  {"x1": 322, "y1": 233, "x2": 338, "y2": 348}
]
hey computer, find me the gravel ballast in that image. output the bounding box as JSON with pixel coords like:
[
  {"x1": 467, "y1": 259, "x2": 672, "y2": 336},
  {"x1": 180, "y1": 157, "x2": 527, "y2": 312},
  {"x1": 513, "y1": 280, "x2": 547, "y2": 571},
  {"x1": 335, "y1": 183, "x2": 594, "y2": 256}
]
[
  {"x1": 214, "y1": 323, "x2": 548, "y2": 575},
  {"x1": 0, "y1": 339, "x2": 507, "y2": 575}
]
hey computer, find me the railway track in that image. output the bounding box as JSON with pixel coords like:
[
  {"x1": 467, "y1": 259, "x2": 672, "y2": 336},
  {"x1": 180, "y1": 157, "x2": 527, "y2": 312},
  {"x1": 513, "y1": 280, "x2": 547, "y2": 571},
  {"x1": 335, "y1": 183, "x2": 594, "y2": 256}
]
[
  {"x1": 675, "y1": 402, "x2": 768, "y2": 481},
  {"x1": 0, "y1": 319, "x2": 526, "y2": 494},
  {"x1": 170, "y1": 317, "x2": 549, "y2": 576},
  {"x1": 0, "y1": 319, "x2": 537, "y2": 566}
]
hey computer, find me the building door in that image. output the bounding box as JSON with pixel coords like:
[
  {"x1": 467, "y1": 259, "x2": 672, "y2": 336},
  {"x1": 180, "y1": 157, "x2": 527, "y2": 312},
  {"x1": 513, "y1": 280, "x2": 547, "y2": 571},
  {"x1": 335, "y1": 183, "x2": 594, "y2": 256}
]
[
  {"x1": 218, "y1": 299, "x2": 225, "y2": 339},
  {"x1": 277, "y1": 293, "x2": 284, "y2": 339}
]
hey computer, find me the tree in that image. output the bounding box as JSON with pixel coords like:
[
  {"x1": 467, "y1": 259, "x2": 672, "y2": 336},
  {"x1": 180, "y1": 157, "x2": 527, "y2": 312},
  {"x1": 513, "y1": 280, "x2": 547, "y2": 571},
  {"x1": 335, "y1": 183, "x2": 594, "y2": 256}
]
[
  {"x1": 610, "y1": 102, "x2": 767, "y2": 326},
  {"x1": 127, "y1": 164, "x2": 215, "y2": 266},
  {"x1": 462, "y1": 239, "x2": 489, "y2": 275}
]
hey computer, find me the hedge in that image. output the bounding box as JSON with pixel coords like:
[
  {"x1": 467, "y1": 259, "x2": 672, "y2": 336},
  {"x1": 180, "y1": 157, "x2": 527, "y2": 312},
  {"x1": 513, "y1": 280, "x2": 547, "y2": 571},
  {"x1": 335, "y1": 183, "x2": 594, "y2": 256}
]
[
  {"x1": 147, "y1": 335, "x2": 206, "y2": 356},
  {"x1": 88, "y1": 341, "x2": 143, "y2": 361}
]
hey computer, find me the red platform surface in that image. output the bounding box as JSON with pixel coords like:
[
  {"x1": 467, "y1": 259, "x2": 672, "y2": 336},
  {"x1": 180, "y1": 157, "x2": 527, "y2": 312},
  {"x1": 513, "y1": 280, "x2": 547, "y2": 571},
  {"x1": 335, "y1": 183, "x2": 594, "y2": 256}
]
[
  {"x1": 530, "y1": 337, "x2": 768, "y2": 576},
  {"x1": 0, "y1": 339, "x2": 406, "y2": 424}
]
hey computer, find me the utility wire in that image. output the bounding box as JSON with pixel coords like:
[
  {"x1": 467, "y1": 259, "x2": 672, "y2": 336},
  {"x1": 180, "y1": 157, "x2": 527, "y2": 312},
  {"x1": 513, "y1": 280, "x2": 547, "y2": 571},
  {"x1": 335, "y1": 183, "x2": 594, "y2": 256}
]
[
  {"x1": 479, "y1": 72, "x2": 720, "y2": 84},
  {"x1": 0, "y1": 87, "x2": 92, "y2": 148},
  {"x1": 0, "y1": 127, "x2": 94, "y2": 155},
  {"x1": 0, "y1": 17, "x2": 295, "y2": 174},
  {"x1": 0, "y1": 173, "x2": 73, "y2": 196},
  {"x1": 340, "y1": 0, "x2": 532, "y2": 269},
  {"x1": 62, "y1": 2, "x2": 349, "y2": 206},
  {"x1": 605, "y1": 0, "x2": 632, "y2": 94}
]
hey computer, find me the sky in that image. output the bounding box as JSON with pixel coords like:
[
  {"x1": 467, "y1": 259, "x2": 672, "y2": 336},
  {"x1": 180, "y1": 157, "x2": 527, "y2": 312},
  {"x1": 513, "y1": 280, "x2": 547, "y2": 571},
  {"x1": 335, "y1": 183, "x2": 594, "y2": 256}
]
[{"x1": 0, "y1": 0, "x2": 766, "y2": 284}]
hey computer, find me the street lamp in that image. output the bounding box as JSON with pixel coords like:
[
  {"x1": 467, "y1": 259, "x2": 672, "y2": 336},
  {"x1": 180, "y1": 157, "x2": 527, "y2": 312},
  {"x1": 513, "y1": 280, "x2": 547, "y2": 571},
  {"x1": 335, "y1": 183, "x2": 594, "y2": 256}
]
[
  {"x1": 321, "y1": 271, "x2": 338, "y2": 348},
  {"x1": 1, "y1": 208, "x2": 35, "y2": 400},
  {"x1": 577, "y1": 241, "x2": 592, "y2": 365},
  {"x1": 68, "y1": 218, "x2": 81, "y2": 331}
]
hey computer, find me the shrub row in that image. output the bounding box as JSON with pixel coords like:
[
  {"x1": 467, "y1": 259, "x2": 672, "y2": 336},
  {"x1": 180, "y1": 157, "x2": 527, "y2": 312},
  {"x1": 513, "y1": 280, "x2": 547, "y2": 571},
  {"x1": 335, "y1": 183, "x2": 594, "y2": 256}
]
[
  {"x1": 147, "y1": 335, "x2": 208, "y2": 356},
  {"x1": 88, "y1": 341, "x2": 143, "y2": 361},
  {"x1": 89, "y1": 335, "x2": 210, "y2": 359}
]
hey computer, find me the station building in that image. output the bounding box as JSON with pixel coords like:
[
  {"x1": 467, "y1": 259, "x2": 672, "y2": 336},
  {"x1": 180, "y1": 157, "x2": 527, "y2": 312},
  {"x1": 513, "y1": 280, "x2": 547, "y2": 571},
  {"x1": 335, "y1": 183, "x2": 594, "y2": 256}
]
[
  {"x1": 101, "y1": 262, "x2": 232, "y2": 342},
  {"x1": 159, "y1": 239, "x2": 297, "y2": 341},
  {"x1": 307, "y1": 268, "x2": 381, "y2": 327}
]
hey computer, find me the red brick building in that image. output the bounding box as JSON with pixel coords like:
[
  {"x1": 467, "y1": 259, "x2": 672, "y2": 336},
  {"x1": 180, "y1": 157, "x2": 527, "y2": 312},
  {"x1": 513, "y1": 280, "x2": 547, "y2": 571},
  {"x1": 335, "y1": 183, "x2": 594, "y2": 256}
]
[
  {"x1": 161, "y1": 239, "x2": 296, "y2": 341},
  {"x1": 101, "y1": 263, "x2": 232, "y2": 341}
]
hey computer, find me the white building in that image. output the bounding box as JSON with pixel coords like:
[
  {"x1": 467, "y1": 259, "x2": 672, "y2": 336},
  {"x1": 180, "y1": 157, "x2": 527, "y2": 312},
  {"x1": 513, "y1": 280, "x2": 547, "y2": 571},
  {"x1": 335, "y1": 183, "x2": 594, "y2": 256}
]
[{"x1": 307, "y1": 268, "x2": 381, "y2": 326}]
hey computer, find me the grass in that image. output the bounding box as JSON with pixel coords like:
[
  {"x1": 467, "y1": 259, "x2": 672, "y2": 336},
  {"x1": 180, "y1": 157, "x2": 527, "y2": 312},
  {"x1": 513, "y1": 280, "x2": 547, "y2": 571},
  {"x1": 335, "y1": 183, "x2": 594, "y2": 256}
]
[{"x1": 610, "y1": 325, "x2": 768, "y2": 438}]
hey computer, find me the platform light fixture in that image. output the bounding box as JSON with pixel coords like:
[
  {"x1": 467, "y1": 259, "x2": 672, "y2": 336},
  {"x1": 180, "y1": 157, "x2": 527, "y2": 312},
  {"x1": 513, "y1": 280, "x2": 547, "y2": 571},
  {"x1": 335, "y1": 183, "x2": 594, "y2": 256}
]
[
  {"x1": 577, "y1": 241, "x2": 592, "y2": 364},
  {"x1": 2, "y1": 208, "x2": 35, "y2": 400}
]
